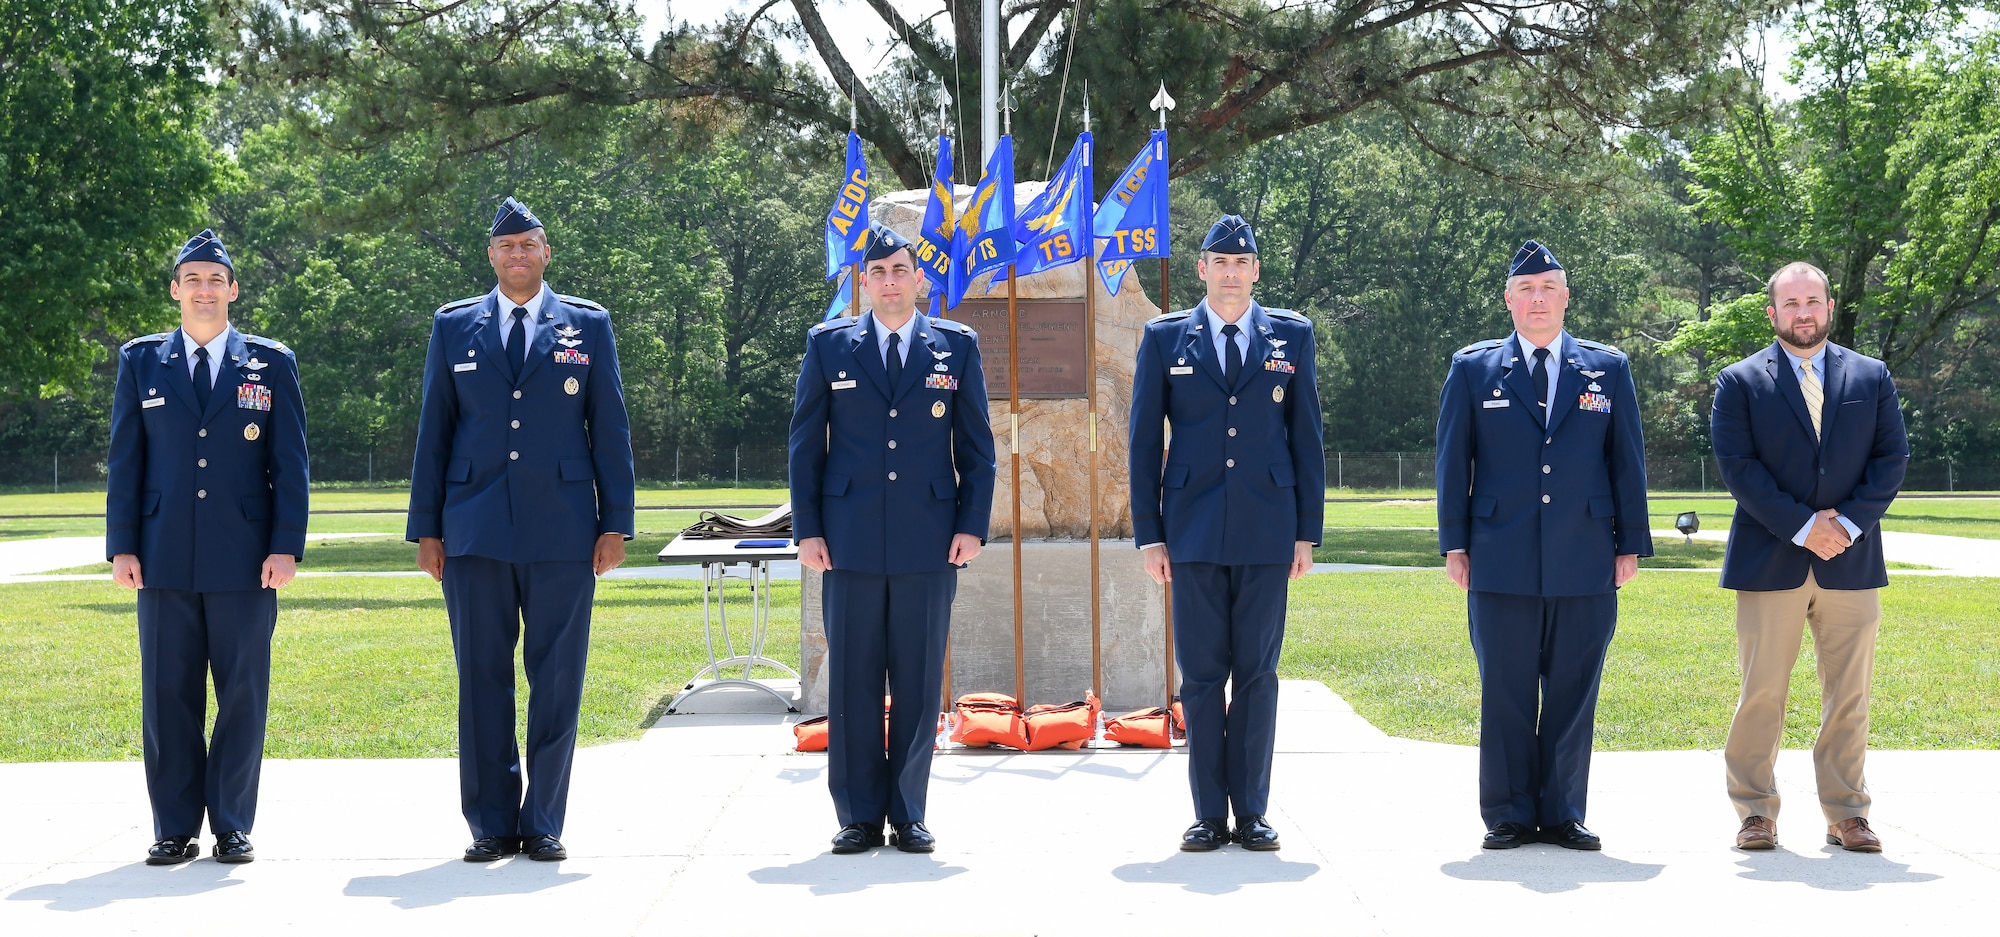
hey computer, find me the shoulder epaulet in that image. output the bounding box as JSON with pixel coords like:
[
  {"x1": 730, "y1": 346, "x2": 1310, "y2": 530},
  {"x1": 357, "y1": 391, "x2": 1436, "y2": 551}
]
[
  {"x1": 809, "y1": 317, "x2": 849, "y2": 334},
  {"x1": 559, "y1": 294, "x2": 606, "y2": 312},
  {"x1": 1147, "y1": 309, "x2": 1193, "y2": 325},
  {"x1": 1264, "y1": 307, "x2": 1309, "y2": 321},
  {"x1": 1455, "y1": 338, "x2": 1506, "y2": 356},
  {"x1": 242, "y1": 334, "x2": 294, "y2": 356},
  {"x1": 435, "y1": 296, "x2": 483, "y2": 315},
  {"x1": 929, "y1": 317, "x2": 972, "y2": 335},
  {"x1": 121, "y1": 332, "x2": 172, "y2": 352},
  {"x1": 1576, "y1": 339, "x2": 1626, "y2": 357}
]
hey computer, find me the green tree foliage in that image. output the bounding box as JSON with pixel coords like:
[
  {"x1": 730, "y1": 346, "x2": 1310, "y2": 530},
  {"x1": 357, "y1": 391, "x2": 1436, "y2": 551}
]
[
  {"x1": 222, "y1": 1, "x2": 1771, "y2": 190},
  {"x1": 0, "y1": 0, "x2": 223, "y2": 399}
]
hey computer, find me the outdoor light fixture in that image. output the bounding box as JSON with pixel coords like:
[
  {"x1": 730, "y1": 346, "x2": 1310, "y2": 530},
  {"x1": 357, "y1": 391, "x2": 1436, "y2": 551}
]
[{"x1": 1676, "y1": 511, "x2": 1700, "y2": 545}]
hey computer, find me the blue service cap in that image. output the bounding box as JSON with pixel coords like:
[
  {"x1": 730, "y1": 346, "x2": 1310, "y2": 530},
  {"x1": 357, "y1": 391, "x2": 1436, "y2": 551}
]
[
  {"x1": 490, "y1": 197, "x2": 545, "y2": 237},
  {"x1": 174, "y1": 229, "x2": 233, "y2": 272},
  {"x1": 862, "y1": 222, "x2": 913, "y2": 263},
  {"x1": 1508, "y1": 239, "x2": 1563, "y2": 278},
  {"x1": 1201, "y1": 214, "x2": 1257, "y2": 254}
]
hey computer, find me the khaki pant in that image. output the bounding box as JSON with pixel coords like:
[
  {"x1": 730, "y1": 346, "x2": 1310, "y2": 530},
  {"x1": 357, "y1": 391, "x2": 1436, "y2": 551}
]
[{"x1": 1724, "y1": 569, "x2": 1880, "y2": 824}]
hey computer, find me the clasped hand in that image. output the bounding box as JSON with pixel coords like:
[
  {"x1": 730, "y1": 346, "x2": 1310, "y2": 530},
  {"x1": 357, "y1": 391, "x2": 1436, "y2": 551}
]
[{"x1": 1804, "y1": 508, "x2": 1853, "y2": 561}]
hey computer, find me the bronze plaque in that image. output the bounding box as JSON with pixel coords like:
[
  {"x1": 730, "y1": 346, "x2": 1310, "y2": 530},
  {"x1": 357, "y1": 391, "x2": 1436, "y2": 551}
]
[{"x1": 946, "y1": 300, "x2": 1088, "y2": 398}]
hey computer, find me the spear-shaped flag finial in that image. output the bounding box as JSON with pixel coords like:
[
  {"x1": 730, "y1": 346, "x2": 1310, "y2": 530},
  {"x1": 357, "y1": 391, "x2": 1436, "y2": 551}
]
[
  {"x1": 1150, "y1": 82, "x2": 1176, "y2": 131},
  {"x1": 1001, "y1": 82, "x2": 1014, "y2": 136},
  {"x1": 938, "y1": 92, "x2": 951, "y2": 135},
  {"x1": 1083, "y1": 80, "x2": 1092, "y2": 133}
]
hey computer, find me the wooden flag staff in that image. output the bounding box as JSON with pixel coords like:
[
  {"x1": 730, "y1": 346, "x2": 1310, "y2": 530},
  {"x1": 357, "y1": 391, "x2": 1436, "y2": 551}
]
[{"x1": 1151, "y1": 82, "x2": 1178, "y2": 713}]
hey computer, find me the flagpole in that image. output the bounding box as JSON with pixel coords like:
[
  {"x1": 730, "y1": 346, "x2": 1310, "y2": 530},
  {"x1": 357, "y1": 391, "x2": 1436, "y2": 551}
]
[
  {"x1": 1082, "y1": 97, "x2": 1103, "y2": 709},
  {"x1": 1001, "y1": 90, "x2": 1026, "y2": 708},
  {"x1": 1152, "y1": 83, "x2": 1179, "y2": 714}
]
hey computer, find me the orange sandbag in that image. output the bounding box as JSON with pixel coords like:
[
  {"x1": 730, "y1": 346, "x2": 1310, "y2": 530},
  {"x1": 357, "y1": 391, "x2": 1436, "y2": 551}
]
[
  {"x1": 950, "y1": 692, "x2": 1029, "y2": 749},
  {"x1": 1024, "y1": 691, "x2": 1101, "y2": 751},
  {"x1": 793, "y1": 715, "x2": 830, "y2": 752},
  {"x1": 1104, "y1": 706, "x2": 1175, "y2": 748},
  {"x1": 1171, "y1": 700, "x2": 1186, "y2": 739}
]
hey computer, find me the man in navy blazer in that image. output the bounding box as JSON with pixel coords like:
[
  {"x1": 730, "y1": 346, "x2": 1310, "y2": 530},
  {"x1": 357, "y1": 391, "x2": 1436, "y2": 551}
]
[
  {"x1": 107, "y1": 229, "x2": 309, "y2": 865},
  {"x1": 789, "y1": 223, "x2": 995, "y2": 855},
  {"x1": 407, "y1": 197, "x2": 636, "y2": 862},
  {"x1": 1129, "y1": 215, "x2": 1324, "y2": 853},
  {"x1": 1712, "y1": 262, "x2": 1907, "y2": 853},
  {"x1": 1435, "y1": 240, "x2": 1651, "y2": 850}
]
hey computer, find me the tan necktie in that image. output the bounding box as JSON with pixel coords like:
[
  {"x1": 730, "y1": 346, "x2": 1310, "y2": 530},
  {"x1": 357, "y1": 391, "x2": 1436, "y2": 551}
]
[{"x1": 1800, "y1": 359, "x2": 1823, "y2": 440}]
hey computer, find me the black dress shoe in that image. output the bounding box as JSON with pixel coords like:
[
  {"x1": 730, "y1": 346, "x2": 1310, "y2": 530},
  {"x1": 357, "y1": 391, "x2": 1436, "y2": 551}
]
[
  {"x1": 1482, "y1": 822, "x2": 1535, "y2": 849},
  {"x1": 890, "y1": 821, "x2": 935, "y2": 853},
  {"x1": 1233, "y1": 815, "x2": 1281, "y2": 851},
  {"x1": 463, "y1": 836, "x2": 521, "y2": 862},
  {"x1": 1181, "y1": 818, "x2": 1230, "y2": 852},
  {"x1": 211, "y1": 830, "x2": 255, "y2": 864},
  {"x1": 830, "y1": 823, "x2": 885, "y2": 855},
  {"x1": 1542, "y1": 820, "x2": 1602, "y2": 850},
  {"x1": 146, "y1": 836, "x2": 199, "y2": 866},
  {"x1": 523, "y1": 834, "x2": 568, "y2": 861}
]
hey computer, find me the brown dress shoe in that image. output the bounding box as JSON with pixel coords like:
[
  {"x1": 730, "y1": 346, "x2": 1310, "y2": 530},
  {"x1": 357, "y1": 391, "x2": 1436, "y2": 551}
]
[
  {"x1": 1735, "y1": 816, "x2": 1777, "y2": 850},
  {"x1": 1827, "y1": 817, "x2": 1882, "y2": 852}
]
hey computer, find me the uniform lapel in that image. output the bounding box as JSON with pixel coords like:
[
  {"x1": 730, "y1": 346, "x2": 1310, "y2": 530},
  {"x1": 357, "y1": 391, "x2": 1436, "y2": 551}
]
[
  {"x1": 1764, "y1": 342, "x2": 1817, "y2": 442},
  {"x1": 200, "y1": 329, "x2": 249, "y2": 426},
  {"x1": 514, "y1": 286, "x2": 559, "y2": 386},
  {"x1": 1238, "y1": 303, "x2": 1274, "y2": 392},
  {"x1": 473, "y1": 293, "x2": 505, "y2": 379},
  {"x1": 1542, "y1": 333, "x2": 1587, "y2": 439},
  {"x1": 1188, "y1": 301, "x2": 1229, "y2": 393},
  {"x1": 850, "y1": 312, "x2": 892, "y2": 400},
  {"x1": 1501, "y1": 336, "x2": 1541, "y2": 425},
  {"x1": 158, "y1": 329, "x2": 203, "y2": 418},
  {"x1": 898, "y1": 319, "x2": 950, "y2": 403}
]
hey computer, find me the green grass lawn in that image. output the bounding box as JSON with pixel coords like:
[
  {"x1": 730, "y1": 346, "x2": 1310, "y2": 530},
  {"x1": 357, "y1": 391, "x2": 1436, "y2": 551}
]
[
  {"x1": 1283, "y1": 571, "x2": 2000, "y2": 750},
  {"x1": 0, "y1": 576, "x2": 800, "y2": 762}
]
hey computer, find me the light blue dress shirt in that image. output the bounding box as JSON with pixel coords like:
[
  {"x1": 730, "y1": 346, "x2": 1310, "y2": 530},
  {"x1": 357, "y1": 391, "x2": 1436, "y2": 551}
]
[
  {"x1": 182, "y1": 328, "x2": 234, "y2": 387},
  {"x1": 872, "y1": 313, "x2": 917, "y2": 368},
  {"x1": 494, "y1": 283, "x2": 547, "y2": 351}
]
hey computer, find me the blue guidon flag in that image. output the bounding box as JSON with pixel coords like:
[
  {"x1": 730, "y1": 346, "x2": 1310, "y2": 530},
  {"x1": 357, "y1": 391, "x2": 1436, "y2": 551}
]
[
  {"x1": 1093, "y1": 130, "x2": 1170, "y2": 293},
  {"x1": 1005, "y1": 132, "x2": 1093, "y2": 282},
  {"x1": 823, "y1": 131, "x2": 872, "y2": 279},
  {"x1": 947, "y1": 134, "x2": 1017, "y2": 307}
]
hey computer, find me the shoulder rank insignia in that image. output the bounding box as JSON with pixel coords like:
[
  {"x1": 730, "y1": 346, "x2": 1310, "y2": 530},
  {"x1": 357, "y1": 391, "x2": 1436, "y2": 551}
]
[
  {"x1": 1576, "y1": 339, "x2": 1625, "y2": 356},
  {"x1": 436, "y1": 296, "x2": 483, "y2": 315},
  {"x1": 559, "y1": 294, "x2": 606, "y2": 312},
  {"x1": 122, "y1": 332, "x2": 172, "y2": 352},
  {"x1": 1455, "y1": 338, "x2": 1506, "y2": 356}
]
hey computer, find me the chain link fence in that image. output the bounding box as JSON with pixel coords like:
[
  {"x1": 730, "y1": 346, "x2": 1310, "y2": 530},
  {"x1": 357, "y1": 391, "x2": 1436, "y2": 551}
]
[{"x1": 4, "y1": 446, "x2": 1994, "y2": 495}]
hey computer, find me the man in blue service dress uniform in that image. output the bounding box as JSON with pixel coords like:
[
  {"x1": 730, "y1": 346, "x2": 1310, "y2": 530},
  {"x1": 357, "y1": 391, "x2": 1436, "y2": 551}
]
[
  {"x1": 1435, "y1": 240, "x2": 1651, "y2": 850},
  {"x1": 1129, "y1": 215, "x2": 1324, "y2": 853},
  {"x1": 789, "y1": 224, "x2": 996, "y2": 855},
  {"x1": 107, "y1": 229, "x2": 309, "y2": 865},
  {"x1": 407, "y1": 197, "x2": 636, "y2": 862}
]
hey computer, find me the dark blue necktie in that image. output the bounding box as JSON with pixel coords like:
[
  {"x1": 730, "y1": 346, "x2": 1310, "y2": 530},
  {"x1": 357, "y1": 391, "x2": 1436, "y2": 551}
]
[
  {"x1": 507, "y1": 307, "x2": 528, "y2": 378},
  {"x1": 1532, "y1": 346, "x2": 1550, "y2": 412},
  {"x1": 193, "y1": 347, "x2": 213, "y2": 412},
  {"x1": 886, "y1": 331, "x2": 903, "y2": 388},
  {"x1": 1221, "y1": 323, "x2": 1243, "y2": 387}
]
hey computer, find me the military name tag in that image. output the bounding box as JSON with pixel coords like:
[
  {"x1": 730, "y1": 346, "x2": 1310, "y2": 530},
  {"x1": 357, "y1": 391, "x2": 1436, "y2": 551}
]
[
  {"x1": 564, "y1": 376, "x2": 580, "y2": 395},
  {"x1": 831, "y1": 379, "x2": 857, "y2": 390},
  {"x1": 237, "y1": 384, "x2": 272, "y2": 411},
  {"x1": 554, "y1": 348, "x2": 590, "y2": 366},
  {"x1": 1169, "y1": 366, "x2": 1195, "y2": 375},
  {"x1": 1579, "y1": 392, "x2": 1612, "y2": 413},
  {"x1": 141, "y1": 397, "x2": 166, "y2": 409},
  {"x1": 453, "y1": 362, "x2": 477, "y2": 372},
  {"x1": 1483, "y1": 399, "x2": 1511, "y2": 409},
  {"x1": 1264, "y1": 359, "x2": 1296, "y2": 374}
]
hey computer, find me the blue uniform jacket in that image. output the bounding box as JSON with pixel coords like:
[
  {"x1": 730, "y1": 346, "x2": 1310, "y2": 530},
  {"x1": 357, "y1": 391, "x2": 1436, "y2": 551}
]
[
  {"x1": 1436, "y1": 332, "x2": 1652, "y2": 596},
  {"x1": 406, "y1": 287, "x2": 636, "y2": 561},
  {"x1": 1712, "y1": 341, "x2": 1907, "y2": 591},
  {"x1": 106, "y1": 328, "x2": 310, "y2": 592},
  {"x1": 788, "y1": 312, "x2": 997, "y2": 575},
  {"x1": 1129, "y1": 301, "x2": 1326, "y2": 566}
]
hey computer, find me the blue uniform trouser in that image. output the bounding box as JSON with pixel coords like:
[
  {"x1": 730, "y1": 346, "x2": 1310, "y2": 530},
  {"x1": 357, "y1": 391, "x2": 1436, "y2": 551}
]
[
  {"x1": 442, "y1": 555, "x2": 595, "y2": 841},
  {"x1": 137, "y1": 587, "x2": 276, "y2": 839},
  {"x1": 1468, "y1": 590, "x2": 1618, "y2": 830},
  {"x1": 1170, "y1": 561, "x2": 1290, "y2": 821},
  {"x1": 822, "y1": 568, "x2": 955, "y2": 828}
]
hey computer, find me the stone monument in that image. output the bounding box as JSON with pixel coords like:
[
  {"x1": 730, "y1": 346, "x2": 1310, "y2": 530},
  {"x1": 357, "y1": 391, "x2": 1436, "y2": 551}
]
[{"x1": 799, "y1": 182, "x2": 1174, "y2": 714}]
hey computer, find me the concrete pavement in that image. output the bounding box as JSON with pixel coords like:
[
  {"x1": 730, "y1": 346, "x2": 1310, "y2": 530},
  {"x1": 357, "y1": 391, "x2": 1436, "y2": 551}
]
[{"x1": 3, "y1": 681, "x2": 1996, "y2": 936}]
